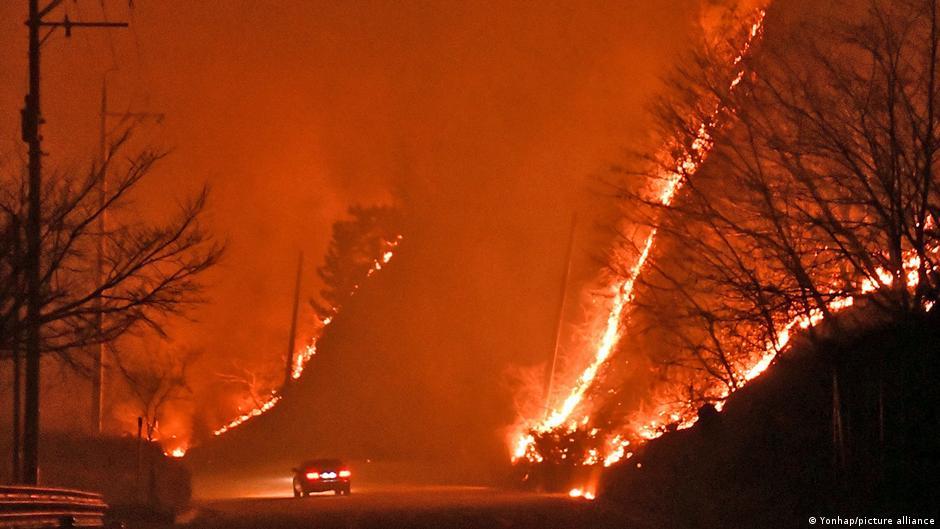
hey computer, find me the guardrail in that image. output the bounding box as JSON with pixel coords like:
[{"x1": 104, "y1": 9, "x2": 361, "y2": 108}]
[{"x1": 0, "y1": 486, "x2": 108, "y2": 528}]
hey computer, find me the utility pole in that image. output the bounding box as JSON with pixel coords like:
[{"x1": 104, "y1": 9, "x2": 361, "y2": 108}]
[
  {"x1": 91, "y1": 75, "x2": 110, "y2": 436},
  {"x1": 11, "y1": 340, "x2": 22, "y2": 483},
  {"x1": 10, "y1": 213, "x2": 23, "y2": 483},
  {"x1": 92, "y1": 74, "x2": 163, "y2": 434},
  {"x1": 284, "y1": 252, "x2": 304, "y2": 386},
  {"x1": 21, "y1": 0, "x2": 126, "y2": 484},
  {"x1": 544, "y1": 213, "x2": 577, "y2": 418}
]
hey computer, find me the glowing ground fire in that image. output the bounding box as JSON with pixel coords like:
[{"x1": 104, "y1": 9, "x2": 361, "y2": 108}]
[
  {"x1": 212, "y1": 236, "x2": 402, "y2": 438},
  {"x1": 513, "y1": 8, "x2": 940, "y2": 501},
  {"x1": 161, "y1": 435, "x2": 190, "y2": 458},
  {"x1": 512, "y1": 12, "x2": 767, "y2": 469}
]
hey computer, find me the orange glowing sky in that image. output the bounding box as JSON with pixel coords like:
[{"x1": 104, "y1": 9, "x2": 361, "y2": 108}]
[{"x1": 0, "y1": 0, "x2": 707, "y2": 461}]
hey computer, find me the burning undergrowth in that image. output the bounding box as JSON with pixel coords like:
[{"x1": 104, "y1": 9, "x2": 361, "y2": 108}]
[
  {"x1": 510, "y1": 5, "x2": 769, "y2": 486},
  {"x1": 601, "y1": 311, "x2": 940, "y2": 526},
  {"x1": 511, "y1": 0, "x2": 940, "y2": 497},
  {"x1": 155, "y1": 205, "x2": 405, "y2": 448},
  {"x1": 79, "y1": 214, "x2": 402, "y2": 457},
  {"x1": 209, "y1": 205, "x2": 402, "y2": 439}
]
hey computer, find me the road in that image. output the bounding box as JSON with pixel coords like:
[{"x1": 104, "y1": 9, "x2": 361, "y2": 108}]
[{"x1": 182, "y1": 486, "x2": 636, "y2": 529}]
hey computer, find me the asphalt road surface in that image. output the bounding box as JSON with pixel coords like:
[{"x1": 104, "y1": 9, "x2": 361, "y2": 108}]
[{"x1": 183, "y1": 486, "x2": 637, "y2": 529}]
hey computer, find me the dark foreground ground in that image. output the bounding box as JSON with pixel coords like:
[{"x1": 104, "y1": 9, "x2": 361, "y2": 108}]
[
  {"x1": 600, "y1": 312, "x2": 940, "y2": 528},
  {"x1": 179, "y1": 486, "x2": 634, "y2": 529}
]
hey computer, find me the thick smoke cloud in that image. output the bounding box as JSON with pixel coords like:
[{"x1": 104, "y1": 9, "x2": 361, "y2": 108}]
[{"x1": 0, "y1": 0, "x2": 736, "y2": 478}]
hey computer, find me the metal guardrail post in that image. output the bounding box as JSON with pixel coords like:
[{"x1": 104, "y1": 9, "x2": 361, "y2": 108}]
[{"x1": 0, "y1": 485, "x2": 108, "y2": 528}]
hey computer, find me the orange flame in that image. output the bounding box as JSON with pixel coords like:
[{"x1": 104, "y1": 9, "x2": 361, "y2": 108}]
[
  {"x1": 622, "y1": 247, "x2": 935, "y2": 452},
  {"x1": 568, "y1": 488, "x2": 595, "y2": 500},
  {"x1": 512, "y1": 12, "x2": 767, "y2": 466},
  {"x1": 159, "y1": 435, "x2": 189, "y2": 458},
  {"x1": 517, "y1": 11, "x2": 939, "y2": 504},
  {"x1": 213, "y1": 392, "x2": 283, "y2": 436},
  {"x1": 212, "y1": 236, "x2": 402, "y2": 437}
]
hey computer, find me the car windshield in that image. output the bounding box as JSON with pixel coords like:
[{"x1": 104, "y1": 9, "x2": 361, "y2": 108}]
[{"x1": 301, "y1": 459, "x2": 343, "y2": 470}]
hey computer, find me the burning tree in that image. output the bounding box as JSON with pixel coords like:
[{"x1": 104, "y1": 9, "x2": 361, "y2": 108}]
[
  {"x1": 214, "y1": 360, "x2": 281, "y2": 412},
  {"x1": 312, "y1": 204, "x2": 401, "y2": 318},
  {"x1": 113, "y1": 344, "x2": 196, "y2": 444},
  {"x1": 590, "y1": 0, "x2": 940, "y2": 475},
  {"x1": 512, "y1": 6, "x2": 768, "y2": 476},
  {"x1": 621, "y1": 0, "x2": 939, "y2": 404},
  {"x1": 516, "y1": 0, "x2": 940, "y2": 481},
  {"x1": 0, "y1": 131, "x2": 223, "y2": 480},
  {"x1": 211, "y1": 204, "x2": 402, "y2": 436}
]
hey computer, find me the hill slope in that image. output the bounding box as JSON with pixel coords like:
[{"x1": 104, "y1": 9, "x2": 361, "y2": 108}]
[{"x1": 603, "y1": 312, "x2": 940, "y2": 528}]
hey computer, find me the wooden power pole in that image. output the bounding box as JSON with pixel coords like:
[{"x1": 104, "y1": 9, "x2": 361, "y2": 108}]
[
  {"x1": 284, "y1": 252, "x2": 304, "y2": 386},
  {"x1": 545, "y1": 213, "x2": 578, "y2": 415},
  {"x1": 544, "y1": 213, "x2": 577, "y2": 417},
  {"x1": 93, "y1": 74, "x2": 163, "y2": 434},
  {"x1": 21, "y1": 0, "x2": 126, "y2": 484}
]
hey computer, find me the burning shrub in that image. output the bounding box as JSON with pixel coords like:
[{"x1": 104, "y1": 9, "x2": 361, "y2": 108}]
[{"x1": 515, "y1": 0, "x2": 940, "y2": 477}]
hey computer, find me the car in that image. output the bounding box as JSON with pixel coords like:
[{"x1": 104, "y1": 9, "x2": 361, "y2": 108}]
[{"x1": 291, "y1": 458, "x2": 352, "y2": 497}]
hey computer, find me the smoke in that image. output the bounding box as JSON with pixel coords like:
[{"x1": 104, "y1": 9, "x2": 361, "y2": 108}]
[{"x1": 0, "y1": 0, "x2": 751, "y2": 480}]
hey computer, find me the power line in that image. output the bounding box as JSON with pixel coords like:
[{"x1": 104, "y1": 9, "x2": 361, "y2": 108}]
[
  {"x1": 101, "y1": 1, "x2": 120, "y2": 68},
  {"x1": 126, "y1": 2, "x2": 156, "y2": 110}
]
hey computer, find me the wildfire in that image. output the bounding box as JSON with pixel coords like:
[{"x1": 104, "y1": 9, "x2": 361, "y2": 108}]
[
  {"x1": 516, "y1": 7, "x2": 940, "y2": 503},
  {"x1": 291, "y1": 328, "x2": 325, "y2": 380},
  {"x1": 212, "y1": 236, "x2": 402, "y2": 437},
  {"x1": 737, "y1": 248, "x2": 933, "y2": 389},
  {"x1": 601, "y1": 436, "x2": 631, "y2": 467},
  {"x1": 291, "y1": 237, "x2": 402, "y2": 381},
  {"x1": 552, "y1": 249, "x2": 935, "y2": 496},
  {"x1": 213, "y1": 392, "x2": 283, "y2": 436},
  {"x1": 624, "y1": 246, "x2": 936, "y2": 449},
  {"x1": 512, "y1": 11, "x2": 767, "y2": 466},
  {"x1": 159, "y1": 435, "x2": 189, "y2": 458},
  {"x1": 568, "y1": 488, "x2": 596, "y2": 500}
]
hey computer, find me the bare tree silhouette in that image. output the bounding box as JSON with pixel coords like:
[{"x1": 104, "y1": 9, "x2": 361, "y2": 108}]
[
  {"x1": 0, "y1": 130, "x2": 223, "y2": 367},
  {"x1": 615, "y1": 0, "x2": 939, "y2": 404}
]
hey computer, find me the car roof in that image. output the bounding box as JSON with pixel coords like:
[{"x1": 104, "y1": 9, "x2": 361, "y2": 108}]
[{"x1": 300, "y1": 458, "x2": 344, "y2": 468}]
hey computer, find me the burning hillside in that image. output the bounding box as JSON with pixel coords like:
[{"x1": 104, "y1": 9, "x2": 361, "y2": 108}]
[
  {"x1": 511, "y1": 0, "x2": 940, "y2": 499},
  {"x1": 511, "y1": 7, "x2": 768, "y2": 477},
  {"x1": 212, "y1": 233, "x2": 402, "y2": 438}
]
